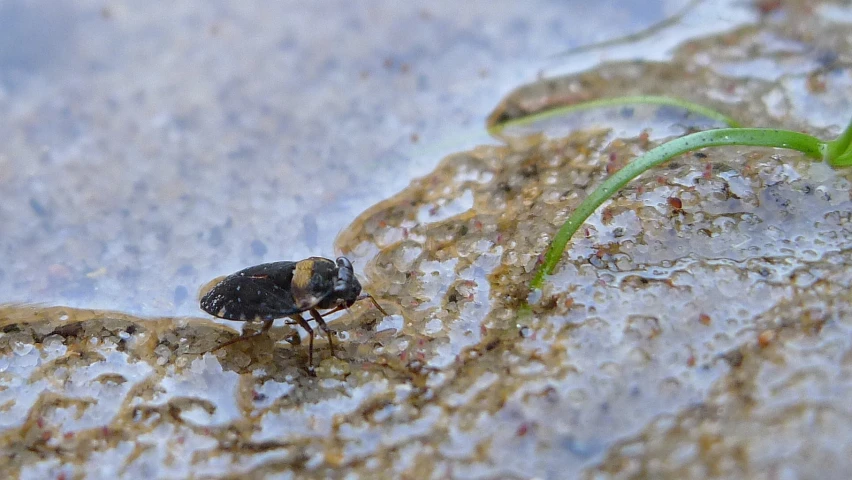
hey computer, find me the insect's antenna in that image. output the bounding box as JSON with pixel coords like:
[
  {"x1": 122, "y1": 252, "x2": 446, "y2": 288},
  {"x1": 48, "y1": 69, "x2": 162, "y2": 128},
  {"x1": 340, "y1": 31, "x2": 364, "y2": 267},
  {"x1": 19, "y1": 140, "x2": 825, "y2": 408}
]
[{"x1": 357, "y1": 293, "x2": 388, "y2": 316}]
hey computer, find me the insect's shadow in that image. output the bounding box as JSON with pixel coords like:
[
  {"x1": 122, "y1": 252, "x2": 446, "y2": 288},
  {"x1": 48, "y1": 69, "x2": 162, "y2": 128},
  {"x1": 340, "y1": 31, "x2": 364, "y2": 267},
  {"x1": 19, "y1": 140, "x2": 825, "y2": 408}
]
[
  {"x1": 202, "y1": 326, "x2": 326, "y2": 375},
  {"x1": 180, "y1": 309, "x2": 389, "y2": 377},
  {"x1": 0, "y1": 304, "x2": 394, "y2": 381}
]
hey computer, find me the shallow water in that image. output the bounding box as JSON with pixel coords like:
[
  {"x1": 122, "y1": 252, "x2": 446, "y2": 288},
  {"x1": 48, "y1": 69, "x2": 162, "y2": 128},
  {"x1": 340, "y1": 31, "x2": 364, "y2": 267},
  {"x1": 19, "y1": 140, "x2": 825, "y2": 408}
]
[{"x1": 2, "y1": 0, "x2": 852, "y2": 479}]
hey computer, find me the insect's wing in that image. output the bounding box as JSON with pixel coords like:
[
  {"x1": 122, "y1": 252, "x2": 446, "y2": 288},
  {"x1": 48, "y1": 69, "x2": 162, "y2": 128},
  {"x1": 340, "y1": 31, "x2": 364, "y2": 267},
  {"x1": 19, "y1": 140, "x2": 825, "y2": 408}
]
[{"x1": 200, "y1": 262, "x2": 300, "y2": 320}]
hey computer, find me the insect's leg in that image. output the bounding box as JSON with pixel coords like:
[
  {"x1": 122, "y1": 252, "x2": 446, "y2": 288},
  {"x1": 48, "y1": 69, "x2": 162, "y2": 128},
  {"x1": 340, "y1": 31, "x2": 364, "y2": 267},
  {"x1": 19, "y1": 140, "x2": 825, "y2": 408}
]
[
  {"x1": 212, "y1": 319, "x2": 274, "y2": 351},
  {"x1": 357, "y1": 294, "x2": 388, "y2": 316},
  {"x1": 319, "y1": 305, "x2": 346, "y2": 318},
  {"x1": 289, "y1": 314, "x2": 315, "y2": 367},
  {"x1": 309, "y1": 308, "x2": 336, "y2": 358},
  {"x1": 284, "y1": 306, "x2": 344, "y2": 325}
]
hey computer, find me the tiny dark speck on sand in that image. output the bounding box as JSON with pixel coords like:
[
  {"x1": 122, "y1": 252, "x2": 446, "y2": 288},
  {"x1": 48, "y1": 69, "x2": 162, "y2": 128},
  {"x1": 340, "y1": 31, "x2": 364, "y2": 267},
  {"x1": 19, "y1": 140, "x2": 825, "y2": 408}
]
[
  {"x1": 250, "y1": 239, "x2": 267, "y2": 257},
  {"x1": 302, "y1": 215, "x2": 318, "y2": 248},
  {"x1": 29, "y1": 198, "x2": 50, "y2": 217},
  {"x1": 208, "y1": 226, "x2": 223, "y2": 247},
  {"x1": 174, "y1": 285, "x2": 188, "y2": 305}
]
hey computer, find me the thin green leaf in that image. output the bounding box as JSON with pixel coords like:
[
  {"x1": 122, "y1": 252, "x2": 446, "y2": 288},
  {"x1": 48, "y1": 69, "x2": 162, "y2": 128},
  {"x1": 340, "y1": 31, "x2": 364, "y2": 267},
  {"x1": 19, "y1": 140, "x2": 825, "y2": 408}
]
[
  {"x1": 488, "y1": 95, "x2": 742, "y2": 138},
  {"x1": 531, "y1": 127, "x2": 828, "y2": 290}
]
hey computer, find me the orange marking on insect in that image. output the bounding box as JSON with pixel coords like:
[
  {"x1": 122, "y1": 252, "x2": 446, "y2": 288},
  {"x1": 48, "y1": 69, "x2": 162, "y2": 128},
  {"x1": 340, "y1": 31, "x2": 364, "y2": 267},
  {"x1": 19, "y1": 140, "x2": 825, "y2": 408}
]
[{"x1": 292, "y1": 260, "x2": 315, "y2": 289}]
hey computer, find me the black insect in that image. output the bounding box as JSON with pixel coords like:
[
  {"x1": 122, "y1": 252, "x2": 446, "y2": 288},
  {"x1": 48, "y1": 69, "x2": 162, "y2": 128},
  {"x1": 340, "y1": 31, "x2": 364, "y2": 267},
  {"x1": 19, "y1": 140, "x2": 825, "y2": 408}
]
[{"x1": 199, "y1": 256, "x2": 387, "y2": 366}]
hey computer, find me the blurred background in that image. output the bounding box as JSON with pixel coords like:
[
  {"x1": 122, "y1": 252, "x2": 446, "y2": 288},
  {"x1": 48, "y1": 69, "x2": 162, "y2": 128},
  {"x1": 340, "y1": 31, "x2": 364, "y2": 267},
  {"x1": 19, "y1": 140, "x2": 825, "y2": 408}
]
[{"x1": 0, "y1": 0, "x2": 751, "y2": 316}]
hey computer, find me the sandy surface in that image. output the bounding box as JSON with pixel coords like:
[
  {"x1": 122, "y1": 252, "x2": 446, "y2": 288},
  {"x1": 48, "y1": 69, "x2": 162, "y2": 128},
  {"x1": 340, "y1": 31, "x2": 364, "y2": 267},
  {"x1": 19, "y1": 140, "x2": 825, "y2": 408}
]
[{"x1": 3, "y1": 1, "x2": 852, "y2": 478}]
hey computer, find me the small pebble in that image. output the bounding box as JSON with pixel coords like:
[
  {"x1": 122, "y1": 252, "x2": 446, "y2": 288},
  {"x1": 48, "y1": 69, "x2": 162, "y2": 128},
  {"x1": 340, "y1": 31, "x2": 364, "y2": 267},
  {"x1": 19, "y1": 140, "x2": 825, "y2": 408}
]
[{"x1": 757, "y1": 330, "x2": 775, "y2": 347}]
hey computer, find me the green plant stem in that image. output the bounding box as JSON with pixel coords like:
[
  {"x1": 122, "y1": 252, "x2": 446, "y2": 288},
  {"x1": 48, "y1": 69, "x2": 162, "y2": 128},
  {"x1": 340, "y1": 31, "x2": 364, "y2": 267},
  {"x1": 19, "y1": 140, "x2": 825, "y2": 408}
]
[
  {"x1": 488, "y1": 95, "x2": 742, "y2": 137},
  {"x1": 827, "y1": 118, "x2": 852, "y2": 166},
  {"x1": 530, "y1": 127, "x2": 830, "y2": 290}
]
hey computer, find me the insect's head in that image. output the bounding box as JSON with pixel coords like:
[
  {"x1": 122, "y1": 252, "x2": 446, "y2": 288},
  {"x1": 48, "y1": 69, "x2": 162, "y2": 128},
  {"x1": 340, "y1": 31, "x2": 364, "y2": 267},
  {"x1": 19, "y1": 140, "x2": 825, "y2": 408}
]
[{"x1": 332, "y1": 256, "x2": 362, "y2": 307}]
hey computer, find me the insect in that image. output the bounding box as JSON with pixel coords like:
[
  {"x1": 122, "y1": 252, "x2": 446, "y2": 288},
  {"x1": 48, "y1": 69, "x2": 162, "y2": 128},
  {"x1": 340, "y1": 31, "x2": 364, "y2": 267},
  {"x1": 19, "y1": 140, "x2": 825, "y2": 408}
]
[{"x1": 199, "y1": 256, "x2": 387, "y2": 366}]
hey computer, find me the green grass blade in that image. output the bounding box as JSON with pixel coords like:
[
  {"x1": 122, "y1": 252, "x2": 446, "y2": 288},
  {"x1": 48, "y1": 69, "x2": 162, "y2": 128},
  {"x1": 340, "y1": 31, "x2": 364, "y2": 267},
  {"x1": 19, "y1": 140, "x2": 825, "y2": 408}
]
[
  {"x1": 530, "y1": 127, "x2": 826, "y2": 289},
  {"x1": 488, "y1": 95, "x2": 742, "y2": 137},
  {"x1": 826, "y1": 118, "x2": 852, "y2": 165}
]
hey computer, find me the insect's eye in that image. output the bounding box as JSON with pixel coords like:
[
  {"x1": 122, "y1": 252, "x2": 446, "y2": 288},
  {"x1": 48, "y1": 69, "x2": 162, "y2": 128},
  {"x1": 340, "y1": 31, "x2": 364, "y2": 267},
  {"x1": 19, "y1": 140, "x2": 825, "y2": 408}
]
[{"x1": 336, "y1": 256, "x2": 353, "y2": 270}]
